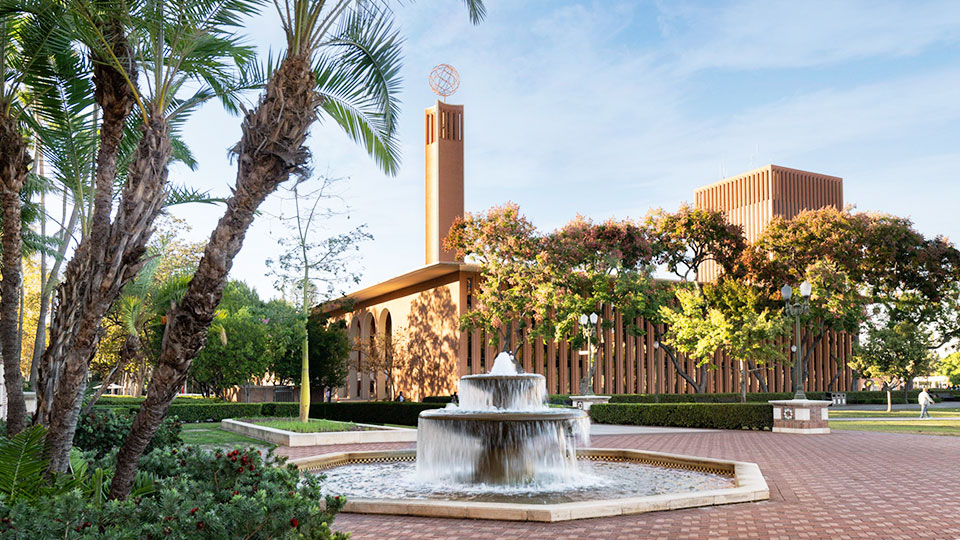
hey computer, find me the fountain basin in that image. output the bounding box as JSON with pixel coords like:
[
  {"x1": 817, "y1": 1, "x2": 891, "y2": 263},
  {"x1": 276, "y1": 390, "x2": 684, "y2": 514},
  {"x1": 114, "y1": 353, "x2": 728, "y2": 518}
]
[{"x1": 293, "y1": 448, "x2": 769, "y2": 522}]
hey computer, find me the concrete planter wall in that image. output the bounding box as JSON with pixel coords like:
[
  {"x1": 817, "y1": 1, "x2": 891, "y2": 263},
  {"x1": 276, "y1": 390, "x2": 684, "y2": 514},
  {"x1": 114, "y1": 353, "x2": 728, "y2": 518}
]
[{"x1": 221, "y1": 418, "x2": 417, "y2": 447}]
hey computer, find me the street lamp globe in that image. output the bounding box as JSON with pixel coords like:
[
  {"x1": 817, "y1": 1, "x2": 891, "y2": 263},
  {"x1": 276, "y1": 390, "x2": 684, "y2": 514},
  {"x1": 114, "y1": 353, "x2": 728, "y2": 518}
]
[
  {"x1": 579, "y1": 314, "x2": 588, "y2": 325},
  {"x1": 799, "y1": 280, "x2": 812, "y2": 298},
  {"x1": 780, "y1": 284, "x2": 792, "y2": 301},
  {"x1": 589, "y1": 313, "x2": 598, "y2": 324}
]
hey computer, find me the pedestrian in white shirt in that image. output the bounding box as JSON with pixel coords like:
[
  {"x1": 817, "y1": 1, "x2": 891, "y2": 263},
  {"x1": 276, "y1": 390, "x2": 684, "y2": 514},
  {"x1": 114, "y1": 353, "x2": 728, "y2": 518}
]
[{"x1": 918, "y1": 388, "x2": 935, "y2": 419}]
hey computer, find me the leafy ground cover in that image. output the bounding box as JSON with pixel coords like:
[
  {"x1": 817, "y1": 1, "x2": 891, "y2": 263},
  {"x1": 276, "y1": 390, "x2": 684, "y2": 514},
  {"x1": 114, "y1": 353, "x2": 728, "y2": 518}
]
[
  {"x1": 244, "y1": 418, "x2": 361, "y2": 433},
  {"x1": 830, "y1": 419, "x2": 960, "y2": 436}
]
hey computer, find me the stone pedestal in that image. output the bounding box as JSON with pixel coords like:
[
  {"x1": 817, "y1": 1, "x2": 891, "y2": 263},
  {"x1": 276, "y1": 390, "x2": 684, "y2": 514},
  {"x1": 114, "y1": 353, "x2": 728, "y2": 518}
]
[
  {"x1": 769, "y1": 399, "x2": 832, "y2": 434},
  {"x1": 570, "y1": 395, "x2": 611, "y2": 411}
]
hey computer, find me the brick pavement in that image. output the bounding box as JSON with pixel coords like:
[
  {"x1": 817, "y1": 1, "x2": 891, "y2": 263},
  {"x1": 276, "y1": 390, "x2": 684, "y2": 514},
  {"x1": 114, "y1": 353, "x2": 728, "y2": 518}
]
[{"x1": 279, "y1": 431, "x2": 960, "y2": 540}]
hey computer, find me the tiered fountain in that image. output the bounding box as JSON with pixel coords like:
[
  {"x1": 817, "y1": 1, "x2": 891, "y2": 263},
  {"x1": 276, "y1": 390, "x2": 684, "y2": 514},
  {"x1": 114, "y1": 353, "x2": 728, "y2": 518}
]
[
  {"x1": 304, "y1": 351, "x2": 769, "y2": 522},
  {"x1": 417, "y1": 352, "x2": 589, "y2": 486}
]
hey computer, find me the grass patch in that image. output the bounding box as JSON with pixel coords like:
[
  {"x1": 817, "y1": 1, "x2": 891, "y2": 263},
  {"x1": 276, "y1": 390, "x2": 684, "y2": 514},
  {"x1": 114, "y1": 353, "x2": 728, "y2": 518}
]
[
  {"x1": 830, "y1": 408, "x2": 960, "y2": 418},
  {"x1": 243, "y1": 417, "x2": 360, "y2": 433},
  {"x1": 181, "y1": 422, "x2": 272, "y2": 447},
  {"x1": 830, "y1": 419, "x2": 960, "y2": 436}
]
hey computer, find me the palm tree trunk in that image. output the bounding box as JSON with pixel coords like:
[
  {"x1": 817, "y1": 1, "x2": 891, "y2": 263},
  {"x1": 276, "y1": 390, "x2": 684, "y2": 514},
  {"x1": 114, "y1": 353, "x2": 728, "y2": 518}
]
[
  {"x1": 36, "y1": 37, "x2": 138, "y2": 427},
  {"x1": 42, "y1": 109, "x2": 170, "y2": 476},
  {"x1": 110, "y1": 55, "x2": 318, "y2": 500},
  {"x1": 0, "y1": 111, "x2": 31, "y2": 436}
]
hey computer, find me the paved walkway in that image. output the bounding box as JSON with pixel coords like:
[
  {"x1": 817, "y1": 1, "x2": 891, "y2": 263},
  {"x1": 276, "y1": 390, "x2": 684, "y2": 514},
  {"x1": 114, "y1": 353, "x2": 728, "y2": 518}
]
[{"x1": 287, "y1": 430, "x2": 960, "y2": 540}]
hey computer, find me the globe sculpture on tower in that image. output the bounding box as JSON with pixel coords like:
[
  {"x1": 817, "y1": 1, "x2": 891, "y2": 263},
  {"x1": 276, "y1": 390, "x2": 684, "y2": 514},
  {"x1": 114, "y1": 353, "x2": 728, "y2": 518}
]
[{"x1": 429, "y1": 63, "x2": 460, "y2": 100}]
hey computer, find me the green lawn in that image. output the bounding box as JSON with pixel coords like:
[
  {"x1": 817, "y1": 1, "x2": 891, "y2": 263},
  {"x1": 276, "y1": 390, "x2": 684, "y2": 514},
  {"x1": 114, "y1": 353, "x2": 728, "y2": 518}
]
[
  {"x1": 830, "y1": 419, "x2": 960, "y2": 436},
  {"x1": 243, "y1": 418, "x2": 360, "y2": 433},
  {"x1": 180, "y1": 422, "x2": 272, "y2": 447},
  {"x1": 830, "y1": 408, "x2": 960, "y2": 418}
]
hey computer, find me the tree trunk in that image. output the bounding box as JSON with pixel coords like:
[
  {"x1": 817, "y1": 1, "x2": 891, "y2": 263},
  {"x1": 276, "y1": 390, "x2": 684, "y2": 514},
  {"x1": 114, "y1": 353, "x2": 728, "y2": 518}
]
[
  {"x1": 653, "y1": 326, "x2": 706, "y2": 393},
  {"x1": 80, "y1": 360, "x2": 122, "y2": 417},
  {"x1": 30, "y1": 203, "x2": 78, "y2": 391},
  {"x1": 748, "y1": 360, "x2": 769, "y2": 393},
  {"x1": 110, "y1": 55, "x2": 318, "y2": 501},
  {"x1": 36, "y1": 31, "x2": 137, "y2": 437},
  {"x1": 42, "y1": 108, "x2": 169, "y2": 476},
  {"x1": 0, "y1": 110, "x2": 32, "y2": 436}
]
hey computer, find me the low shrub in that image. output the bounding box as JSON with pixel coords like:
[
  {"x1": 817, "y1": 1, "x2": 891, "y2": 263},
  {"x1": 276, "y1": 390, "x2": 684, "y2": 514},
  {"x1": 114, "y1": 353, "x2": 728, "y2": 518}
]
[
  {"x1": 166, "y1": 403, "x2": 264, "y2": 423},
  {"x1": 0, "y1": 442, "x2": 347, "y2": 539},
  {"x1": 75, "y1": 408, "x2": 182, "y2": 458},
  {"x1": 590, "y1": 403, "x2": 773, "y2": 430},
  {"x1": 547, "y1": 395, "x2": 571, "y2": 406}
]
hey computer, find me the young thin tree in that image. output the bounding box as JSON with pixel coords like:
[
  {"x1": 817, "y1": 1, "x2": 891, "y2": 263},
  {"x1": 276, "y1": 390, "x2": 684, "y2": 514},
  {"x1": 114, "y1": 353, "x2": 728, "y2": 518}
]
[
  {"x1": 111, "y1": 0, "x2": 486, "y2": 500},
  {"x1": 267, "y1": 174, "x2": 371, "y2": 421}
]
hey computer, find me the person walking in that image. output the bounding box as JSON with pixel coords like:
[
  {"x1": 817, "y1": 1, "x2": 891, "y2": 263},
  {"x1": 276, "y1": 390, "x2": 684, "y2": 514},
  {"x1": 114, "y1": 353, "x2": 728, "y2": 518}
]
[{"x1": 918, "y1": 388, "x2": 935, "y2": 419}]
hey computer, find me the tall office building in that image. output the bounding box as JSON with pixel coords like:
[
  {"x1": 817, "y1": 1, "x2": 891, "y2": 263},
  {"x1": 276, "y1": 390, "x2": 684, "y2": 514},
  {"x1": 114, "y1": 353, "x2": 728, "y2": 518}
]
[{"x1": 694, "y1": 165, "x2": 843, "y2": 282}]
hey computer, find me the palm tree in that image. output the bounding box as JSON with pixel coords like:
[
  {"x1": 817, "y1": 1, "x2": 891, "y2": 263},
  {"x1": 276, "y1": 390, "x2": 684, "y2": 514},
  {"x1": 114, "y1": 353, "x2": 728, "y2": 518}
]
[
  {"x1": 110, "y1": 0, "x2": 486, "y2": 499},
  {"x1": 0, "y1": 0, "x2": 70, "y2": 436},
  {"x1": 39, "y1": 0, "x2": 262, "y2": 474}
]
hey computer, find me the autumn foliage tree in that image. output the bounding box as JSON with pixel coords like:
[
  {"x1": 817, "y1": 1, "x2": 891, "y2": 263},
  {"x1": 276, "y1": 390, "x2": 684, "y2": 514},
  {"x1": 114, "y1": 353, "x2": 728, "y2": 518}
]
[{"x1": 445, "y1": 203, "x2": 543, "y2": 363}]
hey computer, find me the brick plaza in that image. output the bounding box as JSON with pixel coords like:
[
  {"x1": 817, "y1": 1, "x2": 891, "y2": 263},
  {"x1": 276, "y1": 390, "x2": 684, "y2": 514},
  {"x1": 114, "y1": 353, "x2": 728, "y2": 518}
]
[{"x1": 278, "y1": 431, "x2": 960, "y2": 540}]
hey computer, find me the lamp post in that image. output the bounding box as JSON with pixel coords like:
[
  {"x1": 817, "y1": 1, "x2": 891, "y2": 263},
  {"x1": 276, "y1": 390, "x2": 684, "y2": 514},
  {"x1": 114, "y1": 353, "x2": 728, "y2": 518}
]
[
  {"x1": 579, "y1": 312, "x2": 598, "y2": 395},
  {"x1": 781, "y1": 281, "x2": 812, "y2": 400}
]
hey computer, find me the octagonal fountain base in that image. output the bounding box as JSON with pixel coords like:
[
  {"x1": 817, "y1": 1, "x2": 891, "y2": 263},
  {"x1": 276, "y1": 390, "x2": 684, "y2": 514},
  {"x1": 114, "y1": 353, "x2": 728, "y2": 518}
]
[{"x1": 291, "y1": 448, "x2": 769, "y2": 522}]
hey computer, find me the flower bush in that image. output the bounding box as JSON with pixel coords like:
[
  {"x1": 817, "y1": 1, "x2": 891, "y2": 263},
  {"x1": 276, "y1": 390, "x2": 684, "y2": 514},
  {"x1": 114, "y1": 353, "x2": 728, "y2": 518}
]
[{"x1": 0, "y1": 445, "x2": 347, "y2": 539}]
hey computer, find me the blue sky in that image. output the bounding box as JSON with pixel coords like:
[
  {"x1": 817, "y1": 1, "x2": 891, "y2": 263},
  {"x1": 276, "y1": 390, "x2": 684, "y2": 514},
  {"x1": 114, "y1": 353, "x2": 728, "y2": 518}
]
[{"x1": 168, "y1": 0, "x2": 960, "y2": 299}]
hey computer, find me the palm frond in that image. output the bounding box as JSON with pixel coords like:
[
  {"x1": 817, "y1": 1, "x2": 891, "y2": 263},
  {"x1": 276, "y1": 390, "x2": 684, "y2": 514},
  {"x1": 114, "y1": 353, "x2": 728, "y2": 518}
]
[
  {"x1": 315, "y1": 6, "x2": 403, "y2": 175},
  {"x1": 164, "y1": 184, "x2": 225, "y2": 207},
  {"x1": 0, "y1": 424, "x2": 48, "y2": 503},
  {"x1": 459, "y1": 0, "x2": 487, "y2": 25}
]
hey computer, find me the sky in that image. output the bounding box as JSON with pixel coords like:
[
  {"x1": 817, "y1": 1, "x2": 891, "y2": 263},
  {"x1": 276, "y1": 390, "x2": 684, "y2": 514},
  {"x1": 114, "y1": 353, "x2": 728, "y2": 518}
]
[{"x1": 167, "y1": 0, "x2": 960, "y2": 300}]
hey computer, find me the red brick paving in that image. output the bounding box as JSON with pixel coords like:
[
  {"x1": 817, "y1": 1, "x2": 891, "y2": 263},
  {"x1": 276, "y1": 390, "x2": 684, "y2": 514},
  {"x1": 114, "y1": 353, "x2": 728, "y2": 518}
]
[{"x1": 279, "y1": 431, "x2": 960, "y2": 540}]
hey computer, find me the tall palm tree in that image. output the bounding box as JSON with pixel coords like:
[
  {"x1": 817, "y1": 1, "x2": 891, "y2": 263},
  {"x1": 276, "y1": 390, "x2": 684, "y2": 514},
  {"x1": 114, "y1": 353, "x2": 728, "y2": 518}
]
[
  {"x1": 39, "y1": 0, "x2": 262, "y2": 474},
  {"x1": 0, "y1": 0, "x2": 69, "y2": 436},
  {"x1": 110, "y1": 0, "x2": 486, "y2": 499}
]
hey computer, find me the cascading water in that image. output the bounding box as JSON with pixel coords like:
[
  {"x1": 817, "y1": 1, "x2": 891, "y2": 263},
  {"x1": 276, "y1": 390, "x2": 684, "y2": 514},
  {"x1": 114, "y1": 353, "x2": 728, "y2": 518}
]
[{"x1": 416, "y1": 352, "x2": 590, "y2": 486}]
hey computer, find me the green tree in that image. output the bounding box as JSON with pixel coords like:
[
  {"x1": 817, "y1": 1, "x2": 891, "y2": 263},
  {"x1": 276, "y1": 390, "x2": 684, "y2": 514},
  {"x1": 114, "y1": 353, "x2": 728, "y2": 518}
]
[
  {"x1": 270, "y1": 316, "x2": 350, "y2": 401},
  {"x1": 189, "y1": 286, "x2": 271, "y2": 399},
  {"x1": 658, "y1": 282, "x2": 788, "y2": 398},
  {"x1": 112, "y1": 1, "x2": 485, "y2": 499},
  {"x1": 851, "y1": 319, "x2": 937, "y2": 411},
  {"x1": 940, "y1": 352, "x2": 960, "y2": 387},
  {"x1": 643, "y1": 205, "x2": 747, "y2": 393}
]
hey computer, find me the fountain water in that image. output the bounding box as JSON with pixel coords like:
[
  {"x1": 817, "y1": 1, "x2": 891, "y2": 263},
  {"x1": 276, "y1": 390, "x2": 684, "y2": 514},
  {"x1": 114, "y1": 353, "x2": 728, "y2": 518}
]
[{"x1": 416, "y1": 352, "x2": 590, "y2": 486}]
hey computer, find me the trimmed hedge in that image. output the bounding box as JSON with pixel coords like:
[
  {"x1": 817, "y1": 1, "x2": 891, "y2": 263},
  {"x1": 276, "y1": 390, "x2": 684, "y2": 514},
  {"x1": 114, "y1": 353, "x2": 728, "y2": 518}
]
[
  {"x1": 94, "y1": 402, "x2": 264, "y2": 422},
  {"x1": 262, "y1": 402, "x2": 446, "y2": 426},
  {"x1": 93, "y1": 395, "x2": 221, "y2": 406},
  {"x1": 422, "y1": 396, "x2": 455, "y2": 404},
  {"x1": 590, "y1": 403, "x2": 773, "y2": 431}
]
